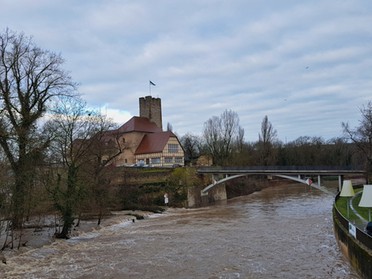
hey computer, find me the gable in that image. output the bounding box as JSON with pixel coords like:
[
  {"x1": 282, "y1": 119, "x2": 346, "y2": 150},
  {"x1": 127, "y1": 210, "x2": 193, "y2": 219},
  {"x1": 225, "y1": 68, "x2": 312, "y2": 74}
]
[{"x1": 135, "y1": 131, "x2": 180, "y2": 155}]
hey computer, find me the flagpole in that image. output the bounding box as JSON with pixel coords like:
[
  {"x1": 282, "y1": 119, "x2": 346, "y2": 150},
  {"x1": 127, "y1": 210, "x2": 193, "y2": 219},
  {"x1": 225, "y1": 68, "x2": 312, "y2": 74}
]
[{"x1": 149, "y1": 80, "x2": 156, "y2": 95}]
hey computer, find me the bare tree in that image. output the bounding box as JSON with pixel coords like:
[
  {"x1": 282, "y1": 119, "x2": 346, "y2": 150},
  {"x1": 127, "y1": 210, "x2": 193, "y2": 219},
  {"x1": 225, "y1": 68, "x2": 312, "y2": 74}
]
[
  {"x1": 256, "y1": 115, "x2": 278, "y2": 166},
  {"x1": 45, "y1": 97, "x2": 116, "y2": 238},
  {"x1": 259, "y1": 115, "x2": 277, "y2": 144},
  {"x1": 228, "y1": 126, "x2": 251, "y2": 166},
  {"x1": 342, "y1": 101, "x2": 372, "y2": 182},
  {"x1": 81, "y1": 121, "x2": 124, "y2": 226},
  {"x1": 0, "y1": 152, "x2": 13, "y2": 249},
  {"x1": 278, "y1": 136, "x2": 326, "y2": 166},
  {"x1": 167, "y1": 122, "x2": 173, "y2": 132},
  {"x1": 203, "y1": 109, "x2": 242, "y2": 166},
  {"x1": 180, "y1": 133, "x2": 202, "y2": 165},
  {"x1": 0, "y1": 29, "x2": 76, "y2": 229},
  {"x1": 235, "y1": 126, "x2": 245, "y2": 153},
  {"x1": 324, "y1": 137, "x2": 353, "y2": 166}
]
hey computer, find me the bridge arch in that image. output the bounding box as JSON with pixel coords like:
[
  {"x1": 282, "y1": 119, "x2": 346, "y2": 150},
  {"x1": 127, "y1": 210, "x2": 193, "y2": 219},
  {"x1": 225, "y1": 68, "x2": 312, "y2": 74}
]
[{"x1": 201, "y1": 173, "x2": 332, "y2": 195}]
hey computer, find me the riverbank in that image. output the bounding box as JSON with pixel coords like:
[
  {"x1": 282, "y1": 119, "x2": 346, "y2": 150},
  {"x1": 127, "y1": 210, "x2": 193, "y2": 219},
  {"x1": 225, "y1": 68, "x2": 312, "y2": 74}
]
[{"x1": 0, "y1": 210, "x2": 158, "y2": 263}]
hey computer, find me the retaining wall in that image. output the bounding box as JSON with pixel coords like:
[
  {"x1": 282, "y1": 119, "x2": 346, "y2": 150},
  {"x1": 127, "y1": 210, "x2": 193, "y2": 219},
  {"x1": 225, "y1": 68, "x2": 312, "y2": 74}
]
[
  {"x1": 187, "y1": 183, "x2": 227, "y2": 207},
  {"x1": 333, "y1": 206, "x2": 372, "y2": 279}
]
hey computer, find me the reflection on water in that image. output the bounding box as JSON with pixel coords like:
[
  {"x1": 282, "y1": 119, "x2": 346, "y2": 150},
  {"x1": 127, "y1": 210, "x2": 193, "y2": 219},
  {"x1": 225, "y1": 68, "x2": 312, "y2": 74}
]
[{"x1": 2, "y1": 184, "x2": 361, "y2": 279}]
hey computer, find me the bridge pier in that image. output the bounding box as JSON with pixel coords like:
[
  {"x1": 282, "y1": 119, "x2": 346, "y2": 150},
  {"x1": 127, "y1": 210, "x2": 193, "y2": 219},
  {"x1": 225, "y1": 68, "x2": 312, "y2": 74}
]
[
  {"x1": 187, "y1": 183, "x2": 227, "y2": 207},
  {"x1": 212, "y1": 174, "x2": 217, "y2": 184},
  {"x1": 338, "y1": 175, "x2": 343, "y2": 192}
]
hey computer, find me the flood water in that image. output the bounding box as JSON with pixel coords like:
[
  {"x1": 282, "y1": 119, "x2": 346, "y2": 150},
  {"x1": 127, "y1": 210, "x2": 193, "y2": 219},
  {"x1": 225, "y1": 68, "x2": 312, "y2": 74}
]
[{"x1": 1, "y1": 183, "x2": 361, "y2": 279}]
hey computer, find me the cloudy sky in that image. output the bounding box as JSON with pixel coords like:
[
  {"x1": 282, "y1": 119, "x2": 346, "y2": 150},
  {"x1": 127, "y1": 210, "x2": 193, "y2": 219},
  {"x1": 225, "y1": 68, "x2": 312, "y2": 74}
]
[{"x1": 1, "y1": 0, "x2": 372, "y2": 142}]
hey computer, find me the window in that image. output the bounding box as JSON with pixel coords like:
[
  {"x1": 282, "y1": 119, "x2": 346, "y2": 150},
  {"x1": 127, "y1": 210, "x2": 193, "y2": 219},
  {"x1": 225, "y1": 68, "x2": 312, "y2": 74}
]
[
  {"x1": 168, "y1": 144, "x2": 178, "y2": 153},
  {"x1": 152, "y1": 157, "x2": 161, "y2": 164},
  {"x1": 165, "y1": 157, "x2": 173, "y2": 163},
  {"x1": 175, "y1": 157, "x2": 183, "y2": 163}
]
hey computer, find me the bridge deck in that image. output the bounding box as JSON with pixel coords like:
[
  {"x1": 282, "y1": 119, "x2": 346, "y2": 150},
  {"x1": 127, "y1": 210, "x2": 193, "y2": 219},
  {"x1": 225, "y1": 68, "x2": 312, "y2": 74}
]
[{"x1": 197, "y1": 166, "x2": 365, "y2": 176}]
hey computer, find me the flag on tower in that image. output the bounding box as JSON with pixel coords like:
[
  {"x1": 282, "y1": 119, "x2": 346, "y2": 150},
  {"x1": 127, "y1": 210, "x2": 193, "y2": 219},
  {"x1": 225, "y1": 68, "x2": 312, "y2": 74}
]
[{"x1": 150, "y1": 80, "x2": 156, "y2": 86}]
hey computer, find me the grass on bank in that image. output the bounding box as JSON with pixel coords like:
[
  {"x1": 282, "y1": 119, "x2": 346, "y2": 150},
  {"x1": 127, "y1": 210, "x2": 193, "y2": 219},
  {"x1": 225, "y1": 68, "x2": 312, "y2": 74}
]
[{"x1": 335, "y1": 188, "x2": 371, "y2": 223}]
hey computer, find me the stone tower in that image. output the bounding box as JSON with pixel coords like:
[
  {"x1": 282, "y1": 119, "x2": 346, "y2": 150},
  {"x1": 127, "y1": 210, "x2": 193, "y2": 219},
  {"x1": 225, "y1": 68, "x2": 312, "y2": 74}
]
[{"x1": 139, "y1": 96, "x2": 163, "y2": 130}]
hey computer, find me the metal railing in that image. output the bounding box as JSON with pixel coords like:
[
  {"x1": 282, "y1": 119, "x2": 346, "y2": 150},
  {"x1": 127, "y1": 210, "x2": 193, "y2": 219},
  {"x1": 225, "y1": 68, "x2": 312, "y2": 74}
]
[
  {"x1": 334, "y1": 193, "x2": 372, "y2": 250},
  {"x1": 197, "y1": 165, "x2": 365, "y2": 176}
]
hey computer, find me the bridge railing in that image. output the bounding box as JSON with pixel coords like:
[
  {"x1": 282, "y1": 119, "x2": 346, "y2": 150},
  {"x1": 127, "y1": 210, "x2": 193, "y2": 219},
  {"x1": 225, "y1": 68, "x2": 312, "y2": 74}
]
[
  {"x1": 198, "y1": 165, "x2": 364, "y2": 171},
  {"x1": 197, "y1": 166, "x2": 366, "y2": 177}
]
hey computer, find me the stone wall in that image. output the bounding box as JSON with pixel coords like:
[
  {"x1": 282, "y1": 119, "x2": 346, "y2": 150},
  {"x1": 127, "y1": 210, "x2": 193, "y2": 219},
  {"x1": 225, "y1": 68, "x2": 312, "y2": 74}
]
[{"x1": 187, "y1": 183, "x2": 227, "y2": 207}]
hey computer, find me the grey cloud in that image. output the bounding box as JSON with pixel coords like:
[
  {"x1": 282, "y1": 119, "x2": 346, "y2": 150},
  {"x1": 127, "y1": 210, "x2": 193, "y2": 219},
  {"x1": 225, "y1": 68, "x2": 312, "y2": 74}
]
[{"x1": 1, "y1": 0, "x2": 371, "y2": 141}]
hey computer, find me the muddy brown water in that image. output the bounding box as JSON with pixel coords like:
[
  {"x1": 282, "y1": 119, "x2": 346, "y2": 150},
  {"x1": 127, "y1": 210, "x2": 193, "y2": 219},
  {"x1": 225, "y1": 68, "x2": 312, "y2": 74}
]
[{"x1": 1, "y1": 184, "x2": 361, "y2": 278}]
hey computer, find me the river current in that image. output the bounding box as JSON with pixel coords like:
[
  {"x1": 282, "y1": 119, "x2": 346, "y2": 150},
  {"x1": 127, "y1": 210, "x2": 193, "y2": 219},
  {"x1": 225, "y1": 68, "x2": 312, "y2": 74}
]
[{"x1": 1, "y1": 183, "x2": 361, "y2": 278}]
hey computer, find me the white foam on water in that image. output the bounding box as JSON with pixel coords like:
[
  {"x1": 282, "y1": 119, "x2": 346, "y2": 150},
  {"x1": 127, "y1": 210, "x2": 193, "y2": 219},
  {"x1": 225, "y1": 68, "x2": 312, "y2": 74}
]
[
  {"x1": 105, "y1": 219, "x2": 134, "y2": 231},
  {"x1": 147, "y1": 213, "x2": 164, "y2": 219},
  {"x1": 67, "y1": 231, "x2": 101, "y2": 243}
]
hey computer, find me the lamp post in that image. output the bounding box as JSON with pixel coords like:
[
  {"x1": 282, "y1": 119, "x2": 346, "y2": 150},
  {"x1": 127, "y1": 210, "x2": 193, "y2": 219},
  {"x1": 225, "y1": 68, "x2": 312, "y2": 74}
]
[
  {"x1": 359, "y1": 184, "x2": 372, "y2": 222},
  {"x1": 340, "y1": 180, "x2": 355, "y2": 218}
]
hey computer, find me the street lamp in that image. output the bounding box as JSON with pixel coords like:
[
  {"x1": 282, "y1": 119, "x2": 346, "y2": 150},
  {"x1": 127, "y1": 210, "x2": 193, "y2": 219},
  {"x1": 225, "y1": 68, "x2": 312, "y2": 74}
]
[
  {"x1": 359, "y1": 184, "x2": 372, "y2": 222},
  {"x1": 340, "y1": 180, "x2": 355, "y2": 218}
]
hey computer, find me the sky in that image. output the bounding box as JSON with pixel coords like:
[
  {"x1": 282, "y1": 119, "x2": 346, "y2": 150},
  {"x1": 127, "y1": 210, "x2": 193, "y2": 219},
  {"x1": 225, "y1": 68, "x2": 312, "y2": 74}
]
[{"x1": 1, "y1": 0, "x2": 372, "y2": 142}]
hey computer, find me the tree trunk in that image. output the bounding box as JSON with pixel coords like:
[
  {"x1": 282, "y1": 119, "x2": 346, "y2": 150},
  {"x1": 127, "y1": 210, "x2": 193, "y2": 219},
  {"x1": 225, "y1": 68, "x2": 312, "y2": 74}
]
[
  {"x1": 55, "y1": 208, "x2": 74, "y2": 239},
  {"x1": 55, "y1": 165, "x2": 78, "y2": 239},
  {"x1": 11, "y1": 171, "x2": 27, "y2": 230},
  {"x1": 97, "y1": 207, "x2": 103, "y2": 226}
]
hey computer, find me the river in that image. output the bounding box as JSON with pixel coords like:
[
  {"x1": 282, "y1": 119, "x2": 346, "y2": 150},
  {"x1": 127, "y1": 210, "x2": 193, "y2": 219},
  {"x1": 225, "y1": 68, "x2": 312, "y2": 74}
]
[{"x1": 1, "y1": 183, "x2": 361, "y2": 278}]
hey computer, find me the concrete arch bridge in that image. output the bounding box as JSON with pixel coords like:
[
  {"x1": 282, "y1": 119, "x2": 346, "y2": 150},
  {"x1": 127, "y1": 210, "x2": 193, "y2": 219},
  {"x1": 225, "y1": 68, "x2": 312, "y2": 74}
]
[{"x1": 196, "y1": 166, "x2": 365, "y2": 197}]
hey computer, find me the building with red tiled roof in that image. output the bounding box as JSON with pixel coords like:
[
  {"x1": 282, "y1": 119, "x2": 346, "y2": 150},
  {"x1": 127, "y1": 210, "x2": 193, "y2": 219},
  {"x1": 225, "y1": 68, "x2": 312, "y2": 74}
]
[
  {"x1": 118, "y1": 116, "x2": 162, "y2": 133},
  {"x1": 103, "y1": 96, "x2": 184, "y2": 167}
]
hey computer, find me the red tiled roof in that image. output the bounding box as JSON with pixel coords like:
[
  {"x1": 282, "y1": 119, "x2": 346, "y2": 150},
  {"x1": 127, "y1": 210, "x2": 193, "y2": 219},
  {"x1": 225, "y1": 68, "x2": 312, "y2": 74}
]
[
  {"x1": 135, "y1": 131, "x2": 177, "y2": 154},
  {"x1": 118, "y1": 116, "x2": 162, "y2": 133}
]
